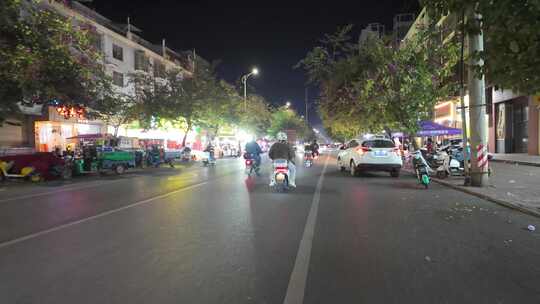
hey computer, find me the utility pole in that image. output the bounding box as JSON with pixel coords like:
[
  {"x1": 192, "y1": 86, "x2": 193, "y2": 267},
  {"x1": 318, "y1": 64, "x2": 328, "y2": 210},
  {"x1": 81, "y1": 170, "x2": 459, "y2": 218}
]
[
  {"x1": 305, "y1": 87, "x2": 309, "y2": 123},
  {"x1": 458, "y1": 9, "x2": 470, "y2": 184},
  {"x1": 467, "y1": 6, "x2": 489, "y2": 187}
]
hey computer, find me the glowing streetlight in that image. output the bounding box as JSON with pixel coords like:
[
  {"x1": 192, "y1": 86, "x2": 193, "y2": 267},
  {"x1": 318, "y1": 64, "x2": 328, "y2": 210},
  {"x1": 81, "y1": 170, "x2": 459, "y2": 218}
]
[
  {"x1": 285, "y1": 101, "x2": 292, "y2": 108},
  {"x1": 242, "y1": 67, "x2": 259, "y2": 111}
]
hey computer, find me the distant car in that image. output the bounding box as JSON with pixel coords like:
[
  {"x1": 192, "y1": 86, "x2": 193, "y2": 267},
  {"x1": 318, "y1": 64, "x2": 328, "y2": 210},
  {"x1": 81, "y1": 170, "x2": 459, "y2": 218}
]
[{"x1": 337, "y1": 138, "x2": 402, "y2": 177}]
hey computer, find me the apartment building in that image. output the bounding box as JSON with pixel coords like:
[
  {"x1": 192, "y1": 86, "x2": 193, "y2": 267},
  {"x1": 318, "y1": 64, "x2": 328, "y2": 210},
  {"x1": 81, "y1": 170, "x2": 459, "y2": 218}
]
[{"x1": 0, "y1": 0, "x2": 193, "y2": 152}]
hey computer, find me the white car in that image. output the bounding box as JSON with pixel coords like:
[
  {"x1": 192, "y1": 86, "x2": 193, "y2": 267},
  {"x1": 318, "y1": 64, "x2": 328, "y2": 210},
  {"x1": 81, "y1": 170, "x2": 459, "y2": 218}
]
[{"x1": 337, "y1": 138, "x2": 402, "y2": 177}]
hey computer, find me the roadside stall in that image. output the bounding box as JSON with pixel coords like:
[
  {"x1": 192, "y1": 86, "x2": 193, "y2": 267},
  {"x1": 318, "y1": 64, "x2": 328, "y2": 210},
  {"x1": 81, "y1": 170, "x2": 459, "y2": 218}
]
[
  {"x1": 417, "y1": 120, "x2": 462, "y2": 146},
  {"x1": 66, "y1": 134, "x2": 136, "y2": 175}
]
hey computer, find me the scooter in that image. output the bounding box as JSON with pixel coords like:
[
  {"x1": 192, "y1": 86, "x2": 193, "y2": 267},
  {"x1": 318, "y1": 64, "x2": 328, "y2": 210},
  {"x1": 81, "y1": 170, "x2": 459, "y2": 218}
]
[
  {"x1": 271, "y1": 159, "x2": 289, "y2": 192},
  {"x1": 412, "y1": 150, "x2": 431, "y2": 189},
  {"x1": 437, "y1": 149, "x2": 465, "y2": 178},
  {"x1": 202, "y1": 151, "x2": 216, "y2": 167},
  {"x1": 304, "y1": 150, "x2": 314, "y2": 167},
  {"x1": 0, "y1": 160, "x2": 41, "y2": 182},
  {"x1": 244, "y1": 154, "x2": 260, "y2": 176}
]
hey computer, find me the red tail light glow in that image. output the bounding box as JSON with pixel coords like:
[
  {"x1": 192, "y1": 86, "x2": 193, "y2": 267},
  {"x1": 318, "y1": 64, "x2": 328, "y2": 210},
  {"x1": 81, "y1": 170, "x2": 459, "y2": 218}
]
[
  {"x1": 275, "y1": 165, "x2": 288, "y2": 173},
  {"x1": 356, "y1": 147, "x2": 371, "y2": 155}
]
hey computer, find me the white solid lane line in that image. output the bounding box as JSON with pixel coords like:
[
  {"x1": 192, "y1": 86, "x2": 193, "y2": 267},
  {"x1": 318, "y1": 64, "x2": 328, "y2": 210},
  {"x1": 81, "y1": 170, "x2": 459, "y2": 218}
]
[
  {"x1": 0, "y1": 181, "x2": 207, "y2": 249},
  {"x1": 283, "y1": 155, "x2": 329, "y2": 304}
]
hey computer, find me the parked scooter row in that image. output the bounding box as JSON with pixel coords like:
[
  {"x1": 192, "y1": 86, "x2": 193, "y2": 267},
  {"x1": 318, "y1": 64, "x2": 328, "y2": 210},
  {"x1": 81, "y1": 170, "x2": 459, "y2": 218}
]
[
  {"x1": 421, "y1": 147, "x2": 464, "y2": 179},
  {"x1": 415, "y1": 143, "x2": 491, "y2": 182}
]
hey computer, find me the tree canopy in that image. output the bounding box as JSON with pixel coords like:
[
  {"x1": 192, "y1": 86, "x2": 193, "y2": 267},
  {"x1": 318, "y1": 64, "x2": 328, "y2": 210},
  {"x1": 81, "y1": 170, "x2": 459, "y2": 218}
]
[
  {"x1": 267, "y1": 107, "x2": 311, "y2": 140},
  {"x1": 297, "y1": 24, "x2": 459, "y2": 140},
  {"x1": 0, "y1": 0, "x2": 108, "y2": 121},
  {"x1": 421, "y1": 0, "x2": 540, "y2": 94}
]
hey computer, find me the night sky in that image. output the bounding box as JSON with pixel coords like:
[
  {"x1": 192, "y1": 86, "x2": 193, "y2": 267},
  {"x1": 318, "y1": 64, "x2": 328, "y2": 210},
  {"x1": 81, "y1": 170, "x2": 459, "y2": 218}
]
[{"x1": 89, "y1": 0, "x2": 420, "y2": 126}]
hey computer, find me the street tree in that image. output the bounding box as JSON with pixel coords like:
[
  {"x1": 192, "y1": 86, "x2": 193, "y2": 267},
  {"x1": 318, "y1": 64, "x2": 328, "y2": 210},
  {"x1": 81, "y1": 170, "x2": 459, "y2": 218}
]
[
  {"x1": 238, "y1": 94, "x2": 272, "y2": 137},
  {"x1": 421, "y1": 0, "x2": 540, "y2": 95},
  {"x1": 267, "y1": 107, "x2": 310, "y2": 139},
  {"x1": 199, "y1": 79, "x2": 241, "y2": 138},
  {"x1": 298, "y1": 25, "x2": 459, "y2": 140},
  {"x1": 374, "y1": 30, "x2": 460, "y2": 136},
  {"x1": 0, "y1": 0, "x2": 107, "y2": 121},
  {"x1": 158, "y1": 58, "x2": 223, "y2": 146},
  {"x1": 87, "y1": 79, "x2": 142, "y2": 137}
]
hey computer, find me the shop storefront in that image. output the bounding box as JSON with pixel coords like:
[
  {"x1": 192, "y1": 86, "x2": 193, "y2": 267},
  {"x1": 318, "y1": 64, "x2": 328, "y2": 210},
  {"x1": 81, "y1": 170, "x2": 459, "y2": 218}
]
[
  {"x1": 434, "y1": 99, "x2": 459, "y2": 128},
  {"x1": 492, "y1": 90, "x2": 533, "y2": 154},
  {"x1": 113, "y1": 124, "x2": 202, "y2": 151},
  {"x1": 34, "y1": 106, "x2": 106, "y2": 152}
]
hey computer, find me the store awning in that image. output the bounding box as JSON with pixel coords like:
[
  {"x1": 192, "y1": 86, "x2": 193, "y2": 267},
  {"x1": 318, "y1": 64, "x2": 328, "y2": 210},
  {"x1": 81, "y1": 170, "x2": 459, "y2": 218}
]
[
  {"x1": 66, "y1": 133, "x2": 112, "y2": 140},
  {"x1": 417, "y1": 121, "x2": 461, "y2": 136}
]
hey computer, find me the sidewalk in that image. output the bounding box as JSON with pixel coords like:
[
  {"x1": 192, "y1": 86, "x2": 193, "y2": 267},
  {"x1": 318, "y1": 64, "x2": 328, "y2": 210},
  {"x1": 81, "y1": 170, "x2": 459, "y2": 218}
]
[
  {"x1": 432, "y1": 161, "x2": 540, "y2": 217},
  {"x1": 491, "y1": 153, "x2": 540, "y2": 167}
]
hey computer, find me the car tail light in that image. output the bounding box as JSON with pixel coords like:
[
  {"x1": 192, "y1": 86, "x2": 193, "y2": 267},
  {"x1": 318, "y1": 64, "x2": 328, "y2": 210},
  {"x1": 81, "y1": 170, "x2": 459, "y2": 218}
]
[
  {"x1": 245, "y1": 160, "x2": 252, "y2": 165},
  {"x1": 356, "y1": 147, "x2": 371, "y2": 155}
]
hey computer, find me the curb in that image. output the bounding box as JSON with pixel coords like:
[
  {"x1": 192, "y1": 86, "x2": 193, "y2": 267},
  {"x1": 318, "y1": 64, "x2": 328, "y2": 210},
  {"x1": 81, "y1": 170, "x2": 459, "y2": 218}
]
[
  {"x1": 430, "y1": 178, "x2": 540, "y2": 218},
  {"x1": 403, "y1": 168, "x2": 540, "y2": 218},
  {"x1": 491, "y1": 158, "x2": 540, "y2": 167}
]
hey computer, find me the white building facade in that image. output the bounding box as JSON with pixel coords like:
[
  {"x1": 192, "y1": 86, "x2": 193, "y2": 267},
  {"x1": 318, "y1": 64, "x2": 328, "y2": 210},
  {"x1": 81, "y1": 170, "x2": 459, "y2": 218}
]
[{"x1": 27, "y1": 0, "x2": 193, "y2": 152}]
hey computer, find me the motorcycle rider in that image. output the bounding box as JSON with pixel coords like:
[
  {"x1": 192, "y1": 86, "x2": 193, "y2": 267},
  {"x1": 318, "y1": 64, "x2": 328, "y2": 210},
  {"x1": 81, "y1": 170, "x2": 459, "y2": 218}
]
[
  {"x1": 310, "y1": 139, "x2": 320, "y2": 157},
  {"x1": 204, "y1": 142, "x2": 216, "y2": 162},
  {"x1": 268, "y1": 132, "x2": 296, "y2": 188},
  {"x1": 245, "y1": 139, "x2": 263, "y2": 175}
]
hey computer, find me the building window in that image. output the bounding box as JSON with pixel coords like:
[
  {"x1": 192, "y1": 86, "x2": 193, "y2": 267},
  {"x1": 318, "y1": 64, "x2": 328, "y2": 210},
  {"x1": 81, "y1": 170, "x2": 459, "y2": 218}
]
[
  {"x1": 113, "y1": 71, "x2": 124, "y2": 87},
  {"x1": 112, "y1": 44, "x2": 123, "y2": 61},
  {"x1": 153, "y1": 60, "x2": 166, "y2": 78},
  {"x1": 88, "y1": 31, "x2": 102, "y2": 52},
  {"x1": 134, "y1": 50, "x2": 149, "y2": 71}
]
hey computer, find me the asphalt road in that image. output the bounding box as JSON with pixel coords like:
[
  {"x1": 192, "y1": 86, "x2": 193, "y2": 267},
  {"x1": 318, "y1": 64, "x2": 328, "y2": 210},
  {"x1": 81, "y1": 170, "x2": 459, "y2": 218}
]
[{"x1": 0, "y1": 153, "x2": 539, "y2": 304}]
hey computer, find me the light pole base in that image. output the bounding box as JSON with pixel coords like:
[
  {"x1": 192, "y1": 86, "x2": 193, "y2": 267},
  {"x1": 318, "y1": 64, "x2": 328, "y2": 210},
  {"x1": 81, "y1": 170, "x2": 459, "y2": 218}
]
[
  {"x1": 463, "y1": 175, "x2": 472, "y2": 186},
  {"x1": 470, "y1": 171, "x2": 489, "y2": 187}
]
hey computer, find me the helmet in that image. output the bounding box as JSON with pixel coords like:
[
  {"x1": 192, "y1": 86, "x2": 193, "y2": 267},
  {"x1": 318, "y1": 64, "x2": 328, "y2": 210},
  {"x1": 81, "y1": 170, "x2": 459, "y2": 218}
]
[{"x1": 276, "y1": 132, "x2": 287, "y2": 141}]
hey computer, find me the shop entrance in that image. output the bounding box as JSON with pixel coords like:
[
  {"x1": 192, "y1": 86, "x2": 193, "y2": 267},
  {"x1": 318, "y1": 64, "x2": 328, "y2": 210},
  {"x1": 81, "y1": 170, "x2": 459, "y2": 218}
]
[
  {"x1": 513, "y1": 101, "x2": 529, "y2": 153},
  {"x1": 495, "y1": 97, "x2": 529, "y2": 154}
]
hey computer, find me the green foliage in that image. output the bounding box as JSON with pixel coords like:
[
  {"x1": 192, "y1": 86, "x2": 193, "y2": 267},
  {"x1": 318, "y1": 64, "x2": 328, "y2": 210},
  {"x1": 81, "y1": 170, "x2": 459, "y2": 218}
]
[
  {"x1": 157, "y1": 61, "x2": 218, "y2": 145},
  {"x1": 297, "y1": 25, "x2": 459, "y2": 139},
  {"x1": 421, "y1": 0, "x2": 540, "y2": 94},
  {"x1": 0, "y1": 0, "x2": 107, "y2": 120},
  {"x1": 267, "y1": 107, "x2": 310, "y2": 140},
  {"x1": 199, "y1": 80, "x2": 242, "y2": 136},
  {"x1": 88, "y1": 74, "x2": 148, "y2": 136},
  {"x1": 237, "y1": 94, "x2": 272, "y2": 137}
]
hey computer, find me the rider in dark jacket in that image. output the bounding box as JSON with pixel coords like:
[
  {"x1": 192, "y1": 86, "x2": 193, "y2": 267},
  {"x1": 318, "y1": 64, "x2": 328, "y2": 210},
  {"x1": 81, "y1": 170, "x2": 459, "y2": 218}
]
[
  {"x1": 245, "y1": 140, "x2": 263, "y2": 166},
  {"x1": 310, "y1": 140, "x2": 320, "y2": 157},
  {"x1": 269, "y1": 141, "x2": 295, "y2": 164},
  {"x1": 268, "y1": 132, "x2": 296, "y2": 187}
]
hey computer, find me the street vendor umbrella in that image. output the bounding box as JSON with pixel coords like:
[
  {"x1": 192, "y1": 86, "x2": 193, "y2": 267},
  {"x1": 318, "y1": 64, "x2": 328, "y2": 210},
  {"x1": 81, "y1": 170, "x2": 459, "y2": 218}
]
[{"x1": 417, "y1": 121, "x2": 462, "y2": 136}]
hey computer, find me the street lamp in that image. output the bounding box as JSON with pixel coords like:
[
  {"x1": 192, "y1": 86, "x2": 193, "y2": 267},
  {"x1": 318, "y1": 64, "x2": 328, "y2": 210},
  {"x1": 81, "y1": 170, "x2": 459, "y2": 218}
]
[
  {"x1": 242, "y1": 67, "x2": 259, "y2": 111},
  {"x1": 285, "y1": 101, "x2": 291, "y2": 108}
]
